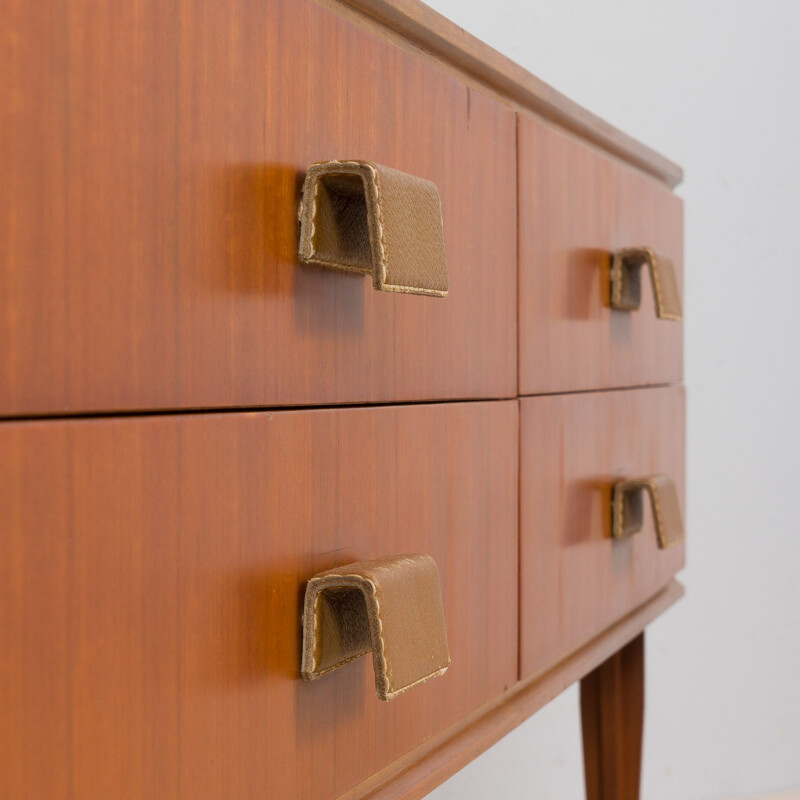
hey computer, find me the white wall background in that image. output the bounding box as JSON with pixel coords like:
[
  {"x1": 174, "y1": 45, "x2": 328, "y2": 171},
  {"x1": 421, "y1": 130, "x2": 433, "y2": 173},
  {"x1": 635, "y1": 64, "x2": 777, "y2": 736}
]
[{"x1": 421, "y1": 1, "x2": 800, "y2": 798}]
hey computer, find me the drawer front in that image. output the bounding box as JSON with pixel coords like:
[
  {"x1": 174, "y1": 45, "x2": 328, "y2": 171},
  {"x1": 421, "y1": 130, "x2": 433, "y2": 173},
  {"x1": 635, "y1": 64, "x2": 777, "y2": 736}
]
[
  {"x1": 0, "y1": 401, "x2": 518, "y2": 800},
  {"x1": 0, "y1": 0, "x2": 516, "y2": 416},
  {"x1": 519, "y1": 387, "x2": 685, "y2": 679},
  {"x1": 518, "y1": 113, "x2": 683, "y2": 394}
]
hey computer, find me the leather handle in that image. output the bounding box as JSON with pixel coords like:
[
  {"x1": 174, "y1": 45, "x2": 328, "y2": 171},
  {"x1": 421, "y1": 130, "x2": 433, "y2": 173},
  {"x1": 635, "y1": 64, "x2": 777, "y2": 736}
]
[
  {"x1": 610, "y1": 247, "x2": 682, "y2": 320},
  {"x1": 298, "y1": 160, "x2": 448, "y2": 297},
  {"x1": 611, "y1": 475, "x2": 684, "y2": 549},
  {"x1": 301, "y1": 554, "x2": 450, "y2": 701}
]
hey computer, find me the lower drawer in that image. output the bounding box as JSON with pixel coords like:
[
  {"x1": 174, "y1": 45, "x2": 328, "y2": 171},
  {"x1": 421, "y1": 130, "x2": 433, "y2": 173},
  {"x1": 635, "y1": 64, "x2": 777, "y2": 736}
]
[
  {"x1": 0, "y1": 401, "x2": 518, "y2": 800},
  {"x1": 519, "y1": 386, "x2": 685, "y2": 679}
]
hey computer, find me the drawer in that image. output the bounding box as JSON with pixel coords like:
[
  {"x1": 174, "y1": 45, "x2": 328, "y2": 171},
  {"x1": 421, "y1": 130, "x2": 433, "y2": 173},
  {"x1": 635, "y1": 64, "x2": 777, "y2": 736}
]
[
  {"x1": 518, "y1": 113, "x2": 684, "y2": 394},
  {"x1": 519, "y1": 387, "x2": 685, "y2": 679},
  {"x1": 0, "y1": 0, "x2": 517, "y2": 417},
  {"x1": 0, "y1": 401, "x2": 518, "y2": 800}
]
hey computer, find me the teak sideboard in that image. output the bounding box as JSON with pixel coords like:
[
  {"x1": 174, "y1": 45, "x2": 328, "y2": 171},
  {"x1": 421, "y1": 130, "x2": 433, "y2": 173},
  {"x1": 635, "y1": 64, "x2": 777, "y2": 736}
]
[{"x1": 0, "y1": 1, "x2": 686, "y2": 799}]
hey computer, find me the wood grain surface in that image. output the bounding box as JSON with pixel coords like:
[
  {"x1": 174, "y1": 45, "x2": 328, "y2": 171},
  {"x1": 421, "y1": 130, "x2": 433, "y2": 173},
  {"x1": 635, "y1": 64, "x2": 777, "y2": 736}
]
[
  {"x1": 345, "y1": 582, "x2": 682, "y2": 800},
  {"x1": 581, "y1": 633, "x2": 645, "y2": 800},
  {"x1": 518, "y1": 113, "x2": 684, "y2": 395},
  {"x1": 0, "y1": 400, "x2": 518, "y2": 800},
  {"x1": 0, "y1": 0, "x2": 517, "y2": 417},
  {"x1": 519, "y1": 387, "x2": 685, "y2": 679},
  {"x1": 336, "y1": 0, "x2": 683, "y2": 187}
]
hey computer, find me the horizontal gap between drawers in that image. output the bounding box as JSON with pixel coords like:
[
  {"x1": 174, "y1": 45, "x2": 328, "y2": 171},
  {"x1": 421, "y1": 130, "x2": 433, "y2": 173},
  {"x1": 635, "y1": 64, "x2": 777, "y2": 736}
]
[
  {"x1": 0, "y1": 393, "x2": 518, "y2": 425},
  {"x1": 0, "y1": 382, "x2": 685, "y2": 425},
  {"x1": 518, "y1": 381, "x2": 681, "y2": 399}
]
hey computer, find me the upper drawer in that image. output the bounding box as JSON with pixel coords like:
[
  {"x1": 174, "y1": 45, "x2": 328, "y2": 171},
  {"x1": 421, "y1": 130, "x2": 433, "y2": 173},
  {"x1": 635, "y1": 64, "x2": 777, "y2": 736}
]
[
  {"x1": 519, "y1": 386, "x2": 685, "y2": 679},
  {"x1": 0, "y1": 0, "x2": 517, "y2": 417},
  {"x1": 0, "y1": 400, "x2": 518, "y2": 800},
  {"x1": 518, "y1": 113, "x2": 684, "y2": 394}
]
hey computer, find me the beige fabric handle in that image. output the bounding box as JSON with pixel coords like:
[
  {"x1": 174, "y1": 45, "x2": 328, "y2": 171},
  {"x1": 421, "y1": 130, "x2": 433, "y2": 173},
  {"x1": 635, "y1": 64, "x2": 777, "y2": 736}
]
[
  {"x1": 611, "y1": 475, "x2": 684, "y2": 549},
  {"x1": 610, "y1": 247, "x2": 682, "y2": 320},
  {"x1": 301, "y1": 554, "x2": 451, "y2": 701},
  {"x1": 298, "y1": 160, "x2": 449, "y2": 297}
]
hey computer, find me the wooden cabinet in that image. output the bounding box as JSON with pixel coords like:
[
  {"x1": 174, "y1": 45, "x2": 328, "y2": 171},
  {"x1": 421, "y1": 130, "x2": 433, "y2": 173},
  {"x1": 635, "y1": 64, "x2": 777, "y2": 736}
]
[
  {"x1": 518, "y1": 113, "x2": 684, "y2": 394},
  {"x1": 0, "y1": 401, "x2": 518, "y2": 800},
  {"x1": 0, "y1": 1, "x2": 686, "y2": 798},
  {"x1": 519, "y1": 387, "x2": 685, "y2": 678},
  {"x1": 0, "y1": 0, "x2": 517, "y2": 417}
]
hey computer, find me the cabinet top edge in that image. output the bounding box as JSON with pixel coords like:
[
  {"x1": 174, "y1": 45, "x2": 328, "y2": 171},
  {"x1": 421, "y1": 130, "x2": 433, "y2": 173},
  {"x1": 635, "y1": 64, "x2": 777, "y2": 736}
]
[{"x1": 336, "y1": 0, "x2": 683, "y2": 188}]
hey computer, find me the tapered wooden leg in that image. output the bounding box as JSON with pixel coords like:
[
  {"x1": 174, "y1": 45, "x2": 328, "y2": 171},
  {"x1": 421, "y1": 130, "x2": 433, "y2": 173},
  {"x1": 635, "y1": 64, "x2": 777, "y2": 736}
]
[{"x1": 580, "y1": 632, "x2": 645, "y2": 800}]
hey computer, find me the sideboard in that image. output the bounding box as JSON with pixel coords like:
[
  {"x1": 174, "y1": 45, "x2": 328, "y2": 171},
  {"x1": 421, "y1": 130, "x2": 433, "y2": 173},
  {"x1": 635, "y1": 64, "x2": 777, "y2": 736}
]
[{"x1": 0, "y1": 1, "x2": 685, "y2": 798}]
